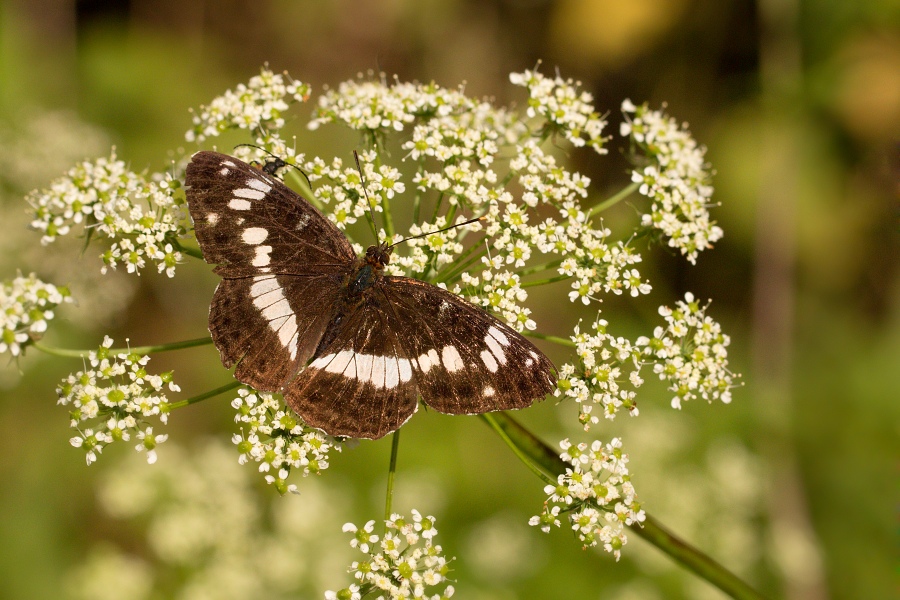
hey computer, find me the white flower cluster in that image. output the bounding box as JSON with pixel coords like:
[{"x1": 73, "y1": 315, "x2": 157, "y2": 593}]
[
  {"x1": 27, "y1": 151, "x2": 186, "y2": 277},
  {"x1": 510, "y1": 69, "x2": 608, "y2": 154},
  {"x1": 621, "y1": 100, "x2": 723, "y2": 264},
  {"x1": 458, "y1": 259, "x2": 536, "y2": 332},
  {"x1": 556, "y1": 319, "x2": 643, "y2": 429},
  {"x1": 402, "y1": 100, "x2": 522, "y2": 167},
  {"x1": 530, "y1": 438, "x2": 644, "y2": 560},
  {"x1": 390, "y1": 216, "x2": 468, "y2": 275},
  {"x1": 559, "y1": 229, "x2": 652, "y2": 305},
  {"x1": 57, "y1": 336, "x2": 177, "y2": 465},
  {"x1": 303, "y1": 151, "x2": 406, "y2": 230},
  {"x1": 636, "y1": 292, "x2": 737, "y2": 409},
  {"x1": 232, "y1": 387, "x2": 341, "y2": 495},
  {"x1": 557, "y1": 293, "x2": 737, "y2": 426},
  {"x1": 298, "y1": 71, "x2": 659, "y2": 331},
  {"x1": 310, "y1": 74, "x2": 475, "y2": 134},
  {"x1": 327, "y1": 511, "x2": 453, "y2": 600},
  {"x1": 186, "y1": 67, "x2": 310, "y2": 142},
  {"x1": 0, "y1": 273, "x2": 71, "y2": 357}
]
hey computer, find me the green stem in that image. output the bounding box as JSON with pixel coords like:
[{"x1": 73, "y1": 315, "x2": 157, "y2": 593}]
[
  {"x1": 167, "y1": 380, "x2": 242, "y2": 410},
  {"x1": 32, "y1": 336, "x2": 213, "y2": 358},
  {"x1": 412, "y1": 163, "x2": 424, "y2": 225},
  {"x1": 521, "y1": 274, "x2": 569, "y2": 288},
  {"x1": 523, "y1": 331, "x2": 577, "y2": 348},
  {"x1": 429, "y1": 192, "x2": 445, "y2": 225},
  {"x1": 587, "y1": 181, "x2": 640, "y2": 218},
  {"x1": 484, "y1": 412, "x2": 770, "y2": 600},
  {"x1": 516, "y1": 258, "x2": 563, "y2": 278},
  {"x1": 372, "y1": 152, "x2": 395, "y2": 239},
  {"x1": 480, "y1": 413, "x2": 556, "y2": 486},
  {"x1": 435, "y1": 244, "x2": 488, "y2": 284},
  {"x1": 384, "y1": 428, "x2": 401, "y2": 533},
  {"x1": 177, "y1": 244, "x2": 204, "y2": 260}
]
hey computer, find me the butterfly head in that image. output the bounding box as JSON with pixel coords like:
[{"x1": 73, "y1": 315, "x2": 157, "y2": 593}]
[{"x1": 364, "y1": 242, "x2": 393, "y2": 270}]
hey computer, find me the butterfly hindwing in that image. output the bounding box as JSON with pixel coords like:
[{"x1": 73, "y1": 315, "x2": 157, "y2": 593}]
[
  {"x1": 377, "y1": 277, "x2": 557, "y2": 415},
  {"x1": 186, "y1": 151, "x2": 355, "y2": 277},
  {"x1": 284, "y1": 291, "x2": 419, "y2": 439},
  {"x1": 208, "y1": 273, "x2": 347, "y2": 391}
]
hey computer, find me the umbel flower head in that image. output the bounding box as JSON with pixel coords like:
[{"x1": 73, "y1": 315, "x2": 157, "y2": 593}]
[
  {"x1": 327, "y1": 511, "x2": 454, "y2": 600},
  {"x1": 26, "y1": 151, "x2": 188, "y2": 277},
  {"x1": 556, "y1": 293, "x2": 738, "y2": 429},
  {"x1": 57, "y1": 336, "x2": 179, "y2": 465},
  {"x1": 0, "y1": 273, "x2": 71, "y2": 357},
  {"x1": 530, "y1": 438, "x2": 645, "y2": 560},
  {"x1": 621, "y1": 99, "x2": 723, "y2": 264},
  {"x1": 231, "y1": 387, "x2": 341, "y2": 495}
]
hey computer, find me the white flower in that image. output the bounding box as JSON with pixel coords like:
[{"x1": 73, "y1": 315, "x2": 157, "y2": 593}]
[
  {"x1": 531, "y1": 437, "x2": 644, "y2": 557},
  {"x1": 27, "y1": 153, "x2": 188, "y2": 277},
  {"x1": 0, "y1": 274, "x2": 72, "y2": 357},
  {"x1": 622, "y1": 100, "x2": 722, "y2": 263}
]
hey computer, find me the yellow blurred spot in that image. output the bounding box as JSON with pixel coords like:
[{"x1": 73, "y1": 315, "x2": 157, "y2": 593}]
[
  {"x1": 832, "y1": 34, "x2": 900, "y2": 143},
  {"x1": 550, "y1": 0, "x2": 690, "y2": 65}
]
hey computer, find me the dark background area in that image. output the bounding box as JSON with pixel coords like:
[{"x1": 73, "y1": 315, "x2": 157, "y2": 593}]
[{"x1": 0, "y1": 1, "x2": 897, "y2": 598}]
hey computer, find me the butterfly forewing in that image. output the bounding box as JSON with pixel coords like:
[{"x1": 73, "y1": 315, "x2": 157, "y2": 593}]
[{"x1": 186, "y1": 151, "x2": 355, "y2": 277}]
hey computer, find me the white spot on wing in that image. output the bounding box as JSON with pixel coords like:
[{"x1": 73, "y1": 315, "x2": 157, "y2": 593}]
[
  {"x1": 277, "y1": 317, "x2": 298, "y2": 359},
  {"x1": 418, "y1": 349, "x2": 440, "y2": 373},
  {"x1": 485, "y1": 335, "x2": 507, "y2": 365},
  {"x1": 261, "y1": 298, "x2": 292, "y2": 321},
  {"x1": 242, "y1": 227, "x2": 268, "y2": 245},
  {"x1": 250, "y1": 275, "x2": 279, "y2": 298},
  {"x1": 229, "y1": 199, "x2": 252, "y2": 211},
  {"x1": 222, "y1": 160, "x2": 236, "y2": 167},
  {"x1": 252, "y1": 245, "x2": 272, "y2": 267},
  {"x1": 310, "y1": 352, "x2": 413, "y2": 388},
  {"x1": 354, "y1": 353, "x2": 374, "y2": 380},
  {"x1": 206, "y1": 213, "x2": 219, "y2": 224},
  {"x1": 219, "y1": 167, "x2": 230, "y2": 176},
  {"x1": 233, "y1": 188, "x2": 265, "y2": 200},
  {"x1": 246, "y1": 178, "x2": 272, "y2": 193},
  {"x1": 324, "y1": 350, "x2": 354, "y2": 375},
  {"x1": 399, "y1": 359, "x2": 412, "y2": 382},
  {"x1": 268, "y1": 314, "x2": 290, "y2": 334},
  {"x1": 480, "y1": 349, "x2": 498, "y2": 373},
  {"x1": 370, "y1": 355, "x2": 386, "y2": 387},
  {"x1": 295, "y1": 214, "x2": 311, "y2": 231},
  {"x1": 309, "y1": 354, "x2": 331, "y2": 369},
  {"x1": 484, "y1": 386, "x2": 495, "y2": 397},
  {"x1": 441, "y1": 345, "x2": 464, "y2": 373},
  {"x1": 488, "y1": 326, "x2": 510, "y2": 346}
]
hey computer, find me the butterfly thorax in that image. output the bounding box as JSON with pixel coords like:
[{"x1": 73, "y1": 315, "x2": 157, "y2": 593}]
[{"x1": 347, "y1": 243, "x2": 393, "y2": 297}]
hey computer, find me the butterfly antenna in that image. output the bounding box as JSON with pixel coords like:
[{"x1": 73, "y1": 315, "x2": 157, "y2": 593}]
[
  {"x1": 354, "y1": 150, "x2": 382, "y2": 244},
  {"x1": 388, "y1": 216, "x2": 486, "y2": 250}
]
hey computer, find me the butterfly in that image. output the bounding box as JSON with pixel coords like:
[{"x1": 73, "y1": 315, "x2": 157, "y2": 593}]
[{"x1": 185, "y1": 151, "x2": 557, "y2": 439}]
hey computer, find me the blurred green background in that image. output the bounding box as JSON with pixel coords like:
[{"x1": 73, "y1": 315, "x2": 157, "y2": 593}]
[{"x1": 0, "y1": 1, "x2": 897, "y2": 598}]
